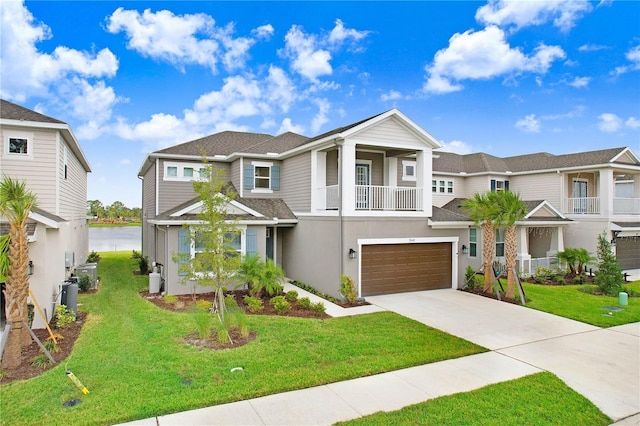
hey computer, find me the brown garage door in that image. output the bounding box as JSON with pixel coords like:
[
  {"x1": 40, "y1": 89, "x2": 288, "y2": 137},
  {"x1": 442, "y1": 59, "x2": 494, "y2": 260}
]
[
  {"x1": 361, "y1": 243, "x2": 452, "y2": 296},
  {"x1": 617, "y1": 237, "x2": 640, "y2": 270}
]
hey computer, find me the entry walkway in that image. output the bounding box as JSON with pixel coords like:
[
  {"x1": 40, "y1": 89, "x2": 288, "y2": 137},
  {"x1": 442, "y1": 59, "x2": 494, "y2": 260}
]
[{"x1": 118, "y1": 287, "x2": 639, "y2": 425}]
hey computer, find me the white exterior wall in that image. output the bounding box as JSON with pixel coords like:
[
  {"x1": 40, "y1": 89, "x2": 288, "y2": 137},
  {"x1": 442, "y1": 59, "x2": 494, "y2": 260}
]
[{"x1": 509, "y1": 172, "x2": 562, "y2": 207}]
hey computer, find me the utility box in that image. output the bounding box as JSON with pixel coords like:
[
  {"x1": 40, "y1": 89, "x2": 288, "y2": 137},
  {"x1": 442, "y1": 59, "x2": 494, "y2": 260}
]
[
  {"x1": 61, "y1": 280, "x2": 78, "y2": 316},
  {"x1": 75, "y1": 263, "x2": 98, "y2": 289},
  {"x1": 149, "y1": 272, "x2": 161, "y2": 294},
  {"x1": 65, "y1": 251, "x2": 75, "y2": 268}
]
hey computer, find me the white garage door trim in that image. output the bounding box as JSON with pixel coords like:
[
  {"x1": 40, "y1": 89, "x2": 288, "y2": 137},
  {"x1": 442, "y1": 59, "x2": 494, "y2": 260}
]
[{"x1": 357, "y1": 236, "x2": 460, "y2": 296}]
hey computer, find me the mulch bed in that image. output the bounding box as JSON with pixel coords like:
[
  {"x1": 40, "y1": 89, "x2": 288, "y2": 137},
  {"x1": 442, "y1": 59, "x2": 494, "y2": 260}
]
[{"x1": 1, "y1": 312, "x2": 87, "y2": 384}]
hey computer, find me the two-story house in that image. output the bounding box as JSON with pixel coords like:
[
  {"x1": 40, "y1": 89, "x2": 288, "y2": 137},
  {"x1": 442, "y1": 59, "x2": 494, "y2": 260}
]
[
  {"x1": 0, "y1": 99, "x2": 91, "y2": 328},
  {"x1": 431, "y1": 147, "x2": 640, "y2": 273},
  {"x1": 139, "y1": 108, "x2": 640, "y2": 300}
]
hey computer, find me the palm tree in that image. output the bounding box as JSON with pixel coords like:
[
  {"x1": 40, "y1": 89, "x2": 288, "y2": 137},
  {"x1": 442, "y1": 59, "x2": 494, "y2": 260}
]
[
  {"x1": 0, "y1": 176, "x2": 37, "y2": 369},
  {"x1": 462, "y1": 193, "x2": 500, "y2": 292},
  {"x1": 493, "y1": 191, "x2": 527, "y2": 299}
]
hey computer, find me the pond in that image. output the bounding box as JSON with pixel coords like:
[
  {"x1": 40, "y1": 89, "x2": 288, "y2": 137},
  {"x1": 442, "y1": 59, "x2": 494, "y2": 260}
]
[{"x1": 89, "y1": 226, "x2": 141, "y2": 252}]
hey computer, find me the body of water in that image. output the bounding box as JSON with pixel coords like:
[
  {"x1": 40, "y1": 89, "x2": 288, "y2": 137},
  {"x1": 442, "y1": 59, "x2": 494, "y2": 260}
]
[{"x1": 89, "y1": 226, "x2": 141, "y2": 252}]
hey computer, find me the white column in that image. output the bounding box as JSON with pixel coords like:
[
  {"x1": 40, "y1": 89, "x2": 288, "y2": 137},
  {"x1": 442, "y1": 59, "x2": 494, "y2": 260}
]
[
  {"x1": 386, "y1": 157, "x2": 397, "y2": 187},
  {"x1": 599, "y1": 169, "x2": 614, "y2": 216},
  {"x1": 416, "y1": 149, "x2": 431, "y2": 215},
  {"x1": 311, "y1": 151, "x2": 327, "y2": 211},
  {"x1": 634, "y1": 175, "x2": 640, "y2": 198},
  {"x1": 516, "y1": 226, "x2": 531, "y2": 274},
  {"x1": 341, "y1": 141, "x2": 356, "y2": 215}
]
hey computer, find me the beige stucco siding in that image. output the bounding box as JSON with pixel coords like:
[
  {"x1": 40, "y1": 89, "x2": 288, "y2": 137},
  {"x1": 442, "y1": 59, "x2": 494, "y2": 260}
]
[{"x1": 280, "y1": 153, "x2": 311, "y2": 212}]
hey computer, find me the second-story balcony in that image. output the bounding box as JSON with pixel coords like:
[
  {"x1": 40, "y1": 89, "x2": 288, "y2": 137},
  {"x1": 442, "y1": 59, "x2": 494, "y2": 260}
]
[
  {"x1": 318, "y1": 185, "x2": 423, "y2": 211},
  {"x1": 563, "y1": 197, "x2": 640, "y2": 215}
]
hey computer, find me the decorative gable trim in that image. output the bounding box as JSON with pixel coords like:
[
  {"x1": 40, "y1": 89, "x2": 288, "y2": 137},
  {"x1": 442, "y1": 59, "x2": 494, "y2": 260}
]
[
  {"x1": 525, "y1": 201, "x2": 566, "y2": 220},
  {"x1": 169, "y1": 198, "x2": 265, "y2": 218},
  {"x1": 610, "y1": 147, "x2": 640, "y2": 165}
]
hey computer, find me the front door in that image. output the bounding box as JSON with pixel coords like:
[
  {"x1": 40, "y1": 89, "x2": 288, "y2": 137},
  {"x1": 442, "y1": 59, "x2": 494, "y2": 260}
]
[
  {"x1": 572, "y1": 180, "x2": 588, "y2": 213},
  {"x1": 266, "y1": 227, "x2": 274, "y2": 260},
  {"x1": 356, "y1": 163, "x2": 370, "y2": 209}
]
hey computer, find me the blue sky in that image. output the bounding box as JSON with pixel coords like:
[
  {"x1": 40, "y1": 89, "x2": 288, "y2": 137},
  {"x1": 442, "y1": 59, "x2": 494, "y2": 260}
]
[{"x1": 1, "y1": 0, "x2": 639, "y2": 208}]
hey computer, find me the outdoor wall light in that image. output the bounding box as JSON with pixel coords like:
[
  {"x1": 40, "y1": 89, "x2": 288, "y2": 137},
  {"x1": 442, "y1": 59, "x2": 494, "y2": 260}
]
[
  {"x1": 349, "y1": 248, "x2": 357, "y2": 259},
  {"x1": 28, "y1": 261, "x2": 34, "y2": 275},
  {"x1": 461, "y1": 245, "x2": 468, "y2": 254}
]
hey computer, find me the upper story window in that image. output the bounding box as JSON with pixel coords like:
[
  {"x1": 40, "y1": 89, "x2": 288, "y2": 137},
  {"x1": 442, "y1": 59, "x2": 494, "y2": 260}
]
[
  {"x1": 402, "y1": 161, "x2": 416, "y2": 181},
  {"x1": 432, "y1": 179, "x2": 454, "y2": 194},
  {"x1": 164, "y1": 162, "x2": 206, "y2": 181},
  {"x1": 495, "y1": 229, "x2": 505, "y2": 257},
  {"x1": 244, "y1": 161, "x2": 280, "y2": 193},
  {"x1": 491, "y1": 179, "x2": 509, "y2": 192},
  {"x1": 5, "y1": 131, "x2": 34, "y2": 158}
]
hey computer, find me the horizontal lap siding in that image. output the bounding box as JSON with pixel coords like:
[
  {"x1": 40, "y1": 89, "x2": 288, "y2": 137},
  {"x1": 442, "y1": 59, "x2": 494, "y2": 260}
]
[
  {"x1": 59, "y1": 137, "x2": 88, "y2": 220},
  {"x1": 280, "y1": 153, "x2": 311, "y2": 212},
  {"x1": 362, "y1": 243, "x2": 452, "y2": 296},
  {"x1": 511, "y1": 173, "x2": 561, "y2": 207},
  {"x1": 356, "y1": 117, "x2": 421, "y2": 144}
]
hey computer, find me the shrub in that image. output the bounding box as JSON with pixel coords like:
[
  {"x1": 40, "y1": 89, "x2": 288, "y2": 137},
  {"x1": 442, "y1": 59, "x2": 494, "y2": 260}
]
[
  {"x1": 594, "y1": 232, "x2": 623, "y2": 295},
  {"x1": 163, "y1": 294, "x2": 178, "y2": 304},
  {"x1": 464, "y1": 266, "x2": 477, "y2": 289},
  {"x1": 55, "y1": 304, "x2": 75, "y2": 328},
  {"x1": 284, "y1": 290, "x2": 298, "y2": 302},
  {"x1": 86, "y1": 250, "x2": 101, "y2": 263},
  {"x1": 311, "y1": 301, "x2": 326, "y2": 315},
  {"x1": 138, "y1": 256, "x2": 150, "y2": 275},
  {"x1": 534, "y1": 267, "x2": 554, "y2": 283},
  {"x1": 289, "y1": 280, "x2": 340, "y2": 304},
  {"x1": 78, "y1": 274, "x2": 92, "y2": 292},
  {"x1": 195, "y1": 299, "x2": 211, "y2": 312},
  {"x1": 557, "y1": 248, "x2": 594, "y2": 275},
  {"x1": 243, "y1": 295, "x2": 264, "y2": 313},
  {"x1": 297, "y1": 297, "x2": 312, "y2": 309},
  {"x1": 194, "y1": 311, "x2": 212, "y2": 339},
  {"x1": 30, "y1": 354, "x2": 52, "y2": 368},
  {"x1": 270, "y1": 295, "x2": 290, "y2": 315},
  {"x1": 554, "y1": 275, "x2": 566, "y2": 285},
  {"x1": 339, "y1": 274, "x2": 358, "y2": 304},
  {"x1": 131, "y1": 250, "x2": 142, "y2": 260},
  {"x1": 43, "y1": 338, "x2": 60, "y2": 353}
]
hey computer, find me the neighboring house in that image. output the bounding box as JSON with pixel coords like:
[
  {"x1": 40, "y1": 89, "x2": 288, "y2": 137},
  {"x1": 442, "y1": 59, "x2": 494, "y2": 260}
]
[
  {"x1": 139, "y1": 109, "x2": 640, "y2": 300},
  {"x1": 431, "y1": 147, "x2": 640, "y2": 272},
  {"x1": 0, "y1": 99, "x2": 91, "y2": 328}
]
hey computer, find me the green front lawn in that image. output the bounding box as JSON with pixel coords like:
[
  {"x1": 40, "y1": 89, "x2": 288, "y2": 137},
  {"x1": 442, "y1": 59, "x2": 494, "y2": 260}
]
[
  {"x1": 0, "y1": 252, "x2": 485, "y2": 426},
  {"x1": 521, "y1": 281, "x2": 640, "y2": 327},
  {"x1": 337, "y1": 372, "x2": 611, "y2": 426}
]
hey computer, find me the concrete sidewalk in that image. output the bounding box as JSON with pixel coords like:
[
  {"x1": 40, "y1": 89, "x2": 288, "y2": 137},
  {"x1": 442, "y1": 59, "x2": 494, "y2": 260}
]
[{"x1": 117, "y1": 287, "x2": 639, "y2": 425}]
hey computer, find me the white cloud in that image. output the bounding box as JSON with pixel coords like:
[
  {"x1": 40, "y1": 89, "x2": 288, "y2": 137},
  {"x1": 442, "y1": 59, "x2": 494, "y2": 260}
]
[
  {"x1": 278, "y1": 118, "x2": 305, "y2": 134},
  {"x1": 438, "y1": 140, "x2": 474, "y2": 155},
  {"x1": 424, "y1": 26, "x2": 565, "y2": 94},
  {"x1": 310, "y1": 98, "x2": 330, "y2": 133},
  {"x1": 265, "y1": 66, "x2": 297, "y2": 112},
  {"x1": 515, "y1": 114, "x2": 541, "y2": 132},
  {"x1": 475, "y1": 0, "x2": 592, "y2": 32},
  {"x1": 119, "y1": 158, "x2": 131, "y2": 165},
  {"x1": 541, "y1": 106, "x2": 584, "y2": 121},
  {"x1": 280, "y1": 20, "x2": 370, "y2": 82},
  {"x1": 597, "y1": 113, "x2": 622, "y2": 132},
  {"x1": 282, "y1": 25, "x2": 333, "y2": 81},
  {"x1": 70, "y1": 79, "x2": 124, "y2": 139},
  {"x1": 566, "y1": 76, "x2": 590, "y2": 88},
  {"x1": 106, "y1": 8, "x2": 266, "y2": 73},
  {"x1": 612, "y1": 45, "x2": 640, "y2": 76},
  {"x1": 380, "y1": 90, "x2": 403, "y2": 102},
  {"x1": 578, "y1": 44, "x2": 608, "y2": 52},
  {"x1": 625, "y1": 117, "x2": 640, "y2": 129},
  {"x1": 0, "y1": 0, "x2": 118, "y2": 102}
]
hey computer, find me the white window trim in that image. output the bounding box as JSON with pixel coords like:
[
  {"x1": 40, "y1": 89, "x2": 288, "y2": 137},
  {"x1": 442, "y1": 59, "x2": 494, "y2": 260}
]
[
  {"x1": 402, "y1": 160, "x2": 416, "y2": 181},
  {"x1": 433, "y1": 179, "x2": 454, "y2": 194},
  {"x1": 495, "y1": 228, "x2": 505, "y2": 257},
  {"x1": 495, "y1": 180, "x2": 506, "y2": 192},
  {"x1": 251, "y1": 161, "x2": 274, "y2": 194},
  {"x1": 5, "y1": 131, "x2": 34, "y2": 158},
  {"x1": 164, "y1": 162, "x2": 207, "y2": 182},
  {"x1": 189, "y1": 227, "x2": 246, "y2": 277},
  {"x1": 468, "y1": 228, "x2": 477, "y2": 258}
]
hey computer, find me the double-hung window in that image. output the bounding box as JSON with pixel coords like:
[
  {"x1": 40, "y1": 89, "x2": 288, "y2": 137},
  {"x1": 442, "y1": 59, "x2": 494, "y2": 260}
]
[
  {"x1": 469, "y1": 228, "x2": 477, "y2": 257},
  {"x1": 432, "y1": 179, "x2": 454, "y2": 194},
  {"x1": 244, "y1": 161, "x2": 280, "y2": 192},
  {"x1": 495, "y1": 229, "x2": 505, "y2": 257},
  {"x1": 491, "y1": 179, "x2": 509, "y2": 192}
]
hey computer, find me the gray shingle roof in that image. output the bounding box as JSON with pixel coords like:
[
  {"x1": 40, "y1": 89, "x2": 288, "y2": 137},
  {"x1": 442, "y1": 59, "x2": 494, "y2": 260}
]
[
  {"x1": 156, "y1": 131, "x2": 274, "y2": 156},
  {"x1": 434, "y1": 147, "x2": 634, "y2": 174},
  {"x1": 432, "y1": 198, "x2": 571, "y2": 224},
  {"x1": 0, "y1": 99, "x2": 66, "y2": 124},
  {"x1": 155, "y1": 182, "x2": 296, "y2": 222}
]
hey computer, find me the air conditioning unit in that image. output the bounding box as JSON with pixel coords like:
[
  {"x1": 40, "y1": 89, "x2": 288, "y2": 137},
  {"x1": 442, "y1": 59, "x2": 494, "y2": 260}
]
[{"x1": 65, "y1": 251, "x2": 75, "y2": 268}]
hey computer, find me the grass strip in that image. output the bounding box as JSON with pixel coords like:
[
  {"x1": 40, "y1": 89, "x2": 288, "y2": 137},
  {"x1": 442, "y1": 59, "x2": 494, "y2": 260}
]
[
  {"x1": 337, "y1": 372, "x2": 611, "y2": 426},
  {"x1": 0, "y1": 252, "x2": 485, "y2": 426}
]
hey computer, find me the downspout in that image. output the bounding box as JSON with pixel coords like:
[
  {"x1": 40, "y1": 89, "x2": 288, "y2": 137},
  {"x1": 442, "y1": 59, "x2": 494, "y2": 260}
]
[
  {"x1": 336, "y1": 140, "x2": 344, "y2": 282},
  {"x1": 138, "y1": 175, "x2": 144, "y2": 258}
]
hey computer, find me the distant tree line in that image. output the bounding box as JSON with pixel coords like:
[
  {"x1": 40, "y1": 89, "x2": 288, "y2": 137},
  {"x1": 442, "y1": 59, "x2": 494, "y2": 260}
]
[{"x1": 87, "y1": 200, "x2": 141, "y2": 222}]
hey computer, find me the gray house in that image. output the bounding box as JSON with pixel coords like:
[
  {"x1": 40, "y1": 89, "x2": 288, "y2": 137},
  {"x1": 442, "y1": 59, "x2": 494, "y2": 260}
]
[
  {"x1": 0, "y1": 99, "x2": 91, "y2": 328},
  {"x1": 139, "y1": 109, "x2": 640, "y2": 298}
]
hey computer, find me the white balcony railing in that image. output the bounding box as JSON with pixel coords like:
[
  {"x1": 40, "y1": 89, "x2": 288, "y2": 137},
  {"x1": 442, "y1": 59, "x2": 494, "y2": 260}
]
[
  {"x1": 563, "y1": 197, "x2": 600, "y2": 214},
  {"x1": 613, "y1": 197, "x2": 640, "y2": 215},
  {"x1": 317, "y1": 185, "x2": 423, "y2": 211}
]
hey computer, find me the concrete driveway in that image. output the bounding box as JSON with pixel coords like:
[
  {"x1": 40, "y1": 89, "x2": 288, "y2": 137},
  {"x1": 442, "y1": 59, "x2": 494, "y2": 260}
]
[{"x1": 367, "y1": 289, "x2": 640, "y2": 422}]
